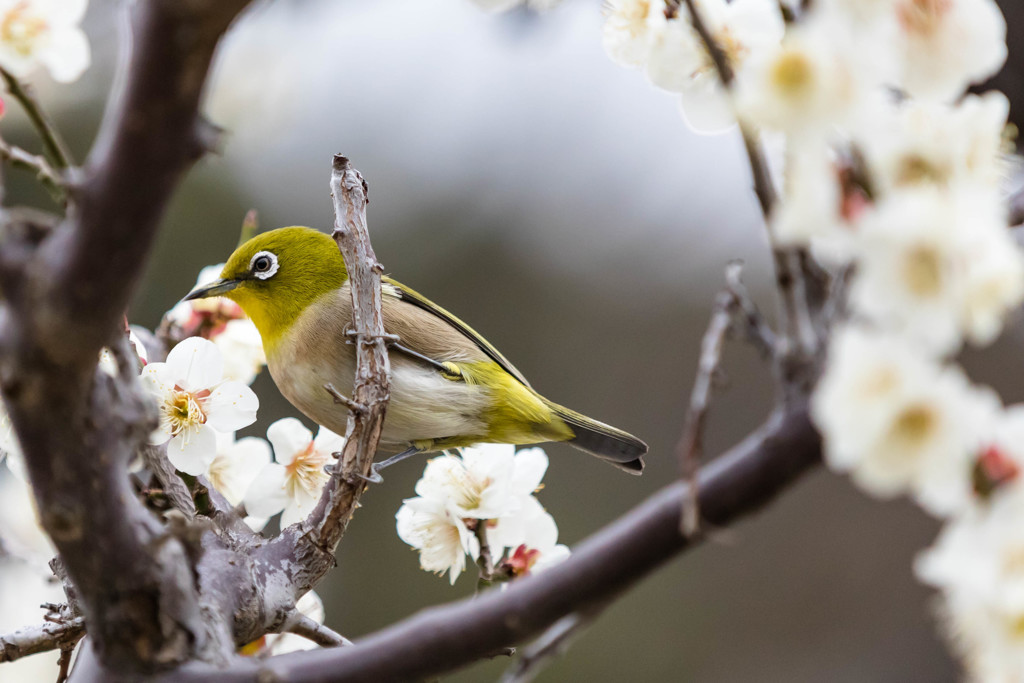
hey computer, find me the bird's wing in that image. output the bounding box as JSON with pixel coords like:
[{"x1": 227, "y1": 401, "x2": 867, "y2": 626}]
[{"x1": 382, "y1": 277, "x2": 532, "y2": 388}]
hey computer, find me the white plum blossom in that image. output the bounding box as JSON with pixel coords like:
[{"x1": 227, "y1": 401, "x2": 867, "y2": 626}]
[
  {"x1": 812, "y1": 325, "x2": 996, "y2": 515},
  {"x1": 847, "y1": 189, "x2": 1011, "y2": 355},
  {"x1": 735, "y1": 22, "x2": 862, "y2": 138},
  {"x1": 243, "y1": 418, "x2": 345, "y2": 528},
  {"x1": 396, "y1": 445, "x2": 569, "y2": 584},
  {"x1": 141, "y1": 337, "x2": 259, "y2": 476},
  {"x1": 856, "y1": 92, "x2": 1012, "y2": 197},
  {"x1": 491, "y1": 494, "x2": 570, "y2": 576},
  {"x1": 961, "y1": 231, "x2": 1024, "y2": 347},
  {"x1": 0, "y1": 0, "x2": 90, "y2": 83},
  {"x1": 890, "y1": 0, "x2": 1006, "y2": 102},
  {"x1": 396, "y1": 495, "x2": 478, "y2": 584},
  {"x1": 772, "y1": 140, "x2": 844, "y2": 247},
  {"x1": 646, "y1": 0, "x2": 784, "y2": 133},
  {"x1": 207, "y1": 432, "x2": 272, "y2": 508},
  {"x1": 213, "y1": 319, "x2": 266, "y2": 386},
  {"x1": 602, "y1": 0, "x2": 660, "y2": 69},
  {"x1": 414, "y1": 444, "x2": 548, "y2": 522},
  {"x1": 916, "y1": 491, "x2": 1024, "y2": 680}
]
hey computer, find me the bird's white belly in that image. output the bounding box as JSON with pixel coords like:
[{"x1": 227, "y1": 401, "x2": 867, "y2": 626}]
[{"x1": 269, "y1": 352, "x2": 490, "y2": 451}]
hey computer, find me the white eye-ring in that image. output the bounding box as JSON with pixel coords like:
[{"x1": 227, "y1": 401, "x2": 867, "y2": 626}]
[{"x1": 249, "y1": 251, "x2": 279, "y2": 280}]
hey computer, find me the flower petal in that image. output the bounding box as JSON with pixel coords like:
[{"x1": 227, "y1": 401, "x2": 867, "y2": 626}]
[
  {"x1": 205, "y1": 381, "x2": 259, "y2": 432},
  {"x1": 312, "y1": 426, "x2": 346, "y2": 457},
  {"x1": 243, "y1": 463, "x2": 289, "y2": 519},
  {"x1": 40, "y1": 26, "x2": 89, "y2": 83},
  {"x1": 166, "y1": 425, "x2": 217, "y2": 476},
  {"x1": 267, "y1": 418, "x2": 313, "y2": 467},
  {"x1": 166, "y1": 337, "x2": 224, "y2": 391},
  {"x1": 510, "y1": 447, "x2": 548, "y2": 495}
]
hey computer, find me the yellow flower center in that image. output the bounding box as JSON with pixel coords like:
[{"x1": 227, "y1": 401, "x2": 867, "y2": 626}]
[
  {"x1": 903, "y1": 245, "x2": 945, "y2": 297},
  {"x1": 1, "y1": 3, "x2": 48, "y2": 57},
  {"x1": 895, "y1": 154, "x2": 948, "y2": 186},
  {"x1": 770, "y1": 50, "x2": 814, "y2": 100},
  {"x1": 162, "y1": 387, "x2": 208, "y2": 439},
  {"x1": 284, "y1": 442, "x2": 331, "y2": 498},
  {"x1": 889, "y1": 403, "x2": 938, "y2": 451}
]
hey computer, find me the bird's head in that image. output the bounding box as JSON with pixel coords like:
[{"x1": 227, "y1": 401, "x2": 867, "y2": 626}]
[{"x1": 184, "y1": 226, "x2": 347, "y2": 348}]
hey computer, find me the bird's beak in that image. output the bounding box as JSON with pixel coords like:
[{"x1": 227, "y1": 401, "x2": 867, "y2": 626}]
[{"x1": 183, "y1": 278, "x2": 242, "y2": 301}]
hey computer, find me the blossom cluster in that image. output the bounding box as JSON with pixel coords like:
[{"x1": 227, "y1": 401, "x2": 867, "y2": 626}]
[
  {"x1": 396, "y1": 444, "x2": 569, "y2": 585},
  {"x1": 603, "y1": 0, "x2": 1024, "y2": 678}
]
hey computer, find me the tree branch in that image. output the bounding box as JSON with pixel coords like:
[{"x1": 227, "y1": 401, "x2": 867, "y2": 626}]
[
  {"x1": 0, "y1": 616, "x2": 85, "y2": 664},
  {"x1": 0, "y1": 67, "x2": 74, "y2": 170},
  {"x1": 0, "y1": 136, "x2": 65, "y2": 200},
  {"x1": 284, "y1": 615, "x2": 352, "y2": 649},
  {"x1": 0, "y1": 0, "x2": 251, "y2": 673},
  {"x1": 158, "y1": 404, "x2": 820, "y2": 683}
]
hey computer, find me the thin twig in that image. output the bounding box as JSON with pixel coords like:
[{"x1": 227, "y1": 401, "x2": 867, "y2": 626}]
[
  {"x1": 0, "y1": 136, "x2": 64, "y2": 200},
  {"x1": 284, "y1": 614, "x2": 353, "y2": 649},
  {"x1": 723, "y1": 263, "x2": 776, "y2": 356},
  {"x1": 0, "y1": 67, "x2": 73, "y2": 170},
  {"x1": 500, "y1": 603, "x2": 607, "y2": 683},
  {"x1": 55, "y1": 643, "x2": 74, "y2": 683},
  {"x1": 475, "y1": 522, "x2": 496, "y2": 592},
  {"x1": 676, "y1": 289, "x2": 736, "y2": 536},
  {"x1": 323, "y1": 383, "x2": 366, "y2": 414},
  {"x1": 679, "y1": 0, "x2": 818, "y2": 359},
  {"x1": 0, "y1": 616, "x2": 85, "y2": 663}
]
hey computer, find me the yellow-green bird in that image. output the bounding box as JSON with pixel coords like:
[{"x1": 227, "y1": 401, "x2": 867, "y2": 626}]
[{"x1": 185, "y1": 227, "x2": 646, "y2": 475}]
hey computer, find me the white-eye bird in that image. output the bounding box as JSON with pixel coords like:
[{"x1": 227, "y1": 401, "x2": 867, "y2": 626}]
[{"x1": 185, "y1": 227, "x2": 647, "y2": 475}]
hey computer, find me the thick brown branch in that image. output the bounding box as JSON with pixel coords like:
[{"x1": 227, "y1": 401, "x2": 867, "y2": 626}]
[
  {"x1": 159, "y1": 404, "x2": 821, "y2": 683},
  {"x1": 0, "y1": 0, "x2": 251, "y2": 674},
  {"x1": 0, "y1": 616, "x2": 85, "y2": 664}
]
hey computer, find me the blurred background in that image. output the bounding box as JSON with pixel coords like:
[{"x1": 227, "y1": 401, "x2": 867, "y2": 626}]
[{"x1": 7, "y1": 0, "x2": 1024, "y2": 680}]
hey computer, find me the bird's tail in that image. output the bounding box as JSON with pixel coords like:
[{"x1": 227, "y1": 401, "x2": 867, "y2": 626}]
[{"x1": 544, "y1": 399, "x2": 647, "y2": 475}]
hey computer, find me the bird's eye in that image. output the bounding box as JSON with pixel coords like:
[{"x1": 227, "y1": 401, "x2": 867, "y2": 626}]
[{"x1": 249, "y1": 251, "x2": 279, "y2": 280}]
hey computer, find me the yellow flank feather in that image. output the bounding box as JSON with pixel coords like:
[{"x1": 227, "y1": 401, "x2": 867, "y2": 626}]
[{"x1": 186, "y1": 226, "x2": 647, "y2": 474}]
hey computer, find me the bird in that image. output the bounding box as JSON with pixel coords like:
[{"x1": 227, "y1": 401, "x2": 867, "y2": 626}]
[{"x1": 185, "y1": 226, "x2": 647, "y2": 476}]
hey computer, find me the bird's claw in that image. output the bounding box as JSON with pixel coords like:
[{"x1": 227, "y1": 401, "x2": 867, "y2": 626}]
[{"x1": 355, "y1": 464, "x2": 384, "y2": 485}]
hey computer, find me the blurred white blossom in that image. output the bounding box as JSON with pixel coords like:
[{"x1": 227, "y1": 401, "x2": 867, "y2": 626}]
[
  {"x1": 890, "y1": 0, "x2": 1006, "y2": 102},
  {"x1": 735, "y1": 23, "x2": 862, "y2": 137},
  {"x1": 602, "y1": 0, "x2": 659, "y2": 69},
  {"x1": 141, "y1": 337, "x2": 259, "y2": 476},
  {"x1": 647, "y1": 0, "x2": 784, "y2": 133},
  {"x1": 243, "y1": 418, "x2": 345, "y2": 528},
  {"x1": 856, "y1": 92, "x2": 1012, "y2": 196},
  {"x1": 812, "y1": 325, "x2": 996, "y2": 515},
  {"x1": 847, "y1": 189, "x2": 1016, "y2": 355},
  {"x1": 0, "y1": 0, "x2": 90, "y2": 83},
  {"x1": 917, "y1": 491, "x2": 1024, "y2": 680}
]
